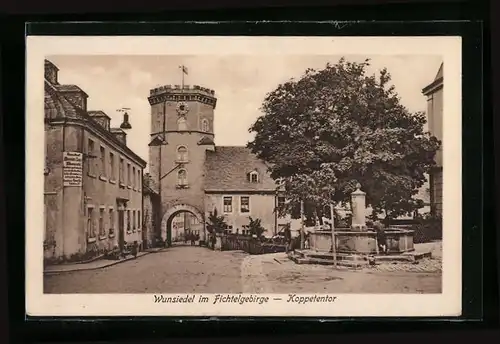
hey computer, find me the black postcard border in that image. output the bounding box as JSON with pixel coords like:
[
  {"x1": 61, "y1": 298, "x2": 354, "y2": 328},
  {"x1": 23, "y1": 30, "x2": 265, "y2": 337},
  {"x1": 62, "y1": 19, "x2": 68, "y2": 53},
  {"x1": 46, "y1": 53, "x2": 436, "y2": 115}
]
[{"x1": 2, "y1": 14, "x2": 492, "y2": 342}]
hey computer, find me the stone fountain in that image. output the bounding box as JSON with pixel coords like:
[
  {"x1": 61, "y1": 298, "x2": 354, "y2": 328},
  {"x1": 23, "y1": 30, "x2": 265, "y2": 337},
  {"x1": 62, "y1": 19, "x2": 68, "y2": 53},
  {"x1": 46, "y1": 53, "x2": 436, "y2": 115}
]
[{"x1": 291, "y1": 184, "x2": 428, "y2": 266}]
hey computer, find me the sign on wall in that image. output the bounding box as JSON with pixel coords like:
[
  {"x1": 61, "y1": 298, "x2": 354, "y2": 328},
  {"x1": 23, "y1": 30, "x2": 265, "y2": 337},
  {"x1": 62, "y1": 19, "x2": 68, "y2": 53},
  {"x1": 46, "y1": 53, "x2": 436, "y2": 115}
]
[{"x1": 63, "y1": 151, "x2": 83, "y2": 187}]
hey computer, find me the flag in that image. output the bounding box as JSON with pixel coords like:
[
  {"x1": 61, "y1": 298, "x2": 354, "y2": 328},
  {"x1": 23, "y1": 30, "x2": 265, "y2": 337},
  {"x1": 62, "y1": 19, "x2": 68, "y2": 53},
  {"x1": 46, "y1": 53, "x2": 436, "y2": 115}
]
[{"x1": 180, "y1": 65, "x2": 188, "y2": 75}]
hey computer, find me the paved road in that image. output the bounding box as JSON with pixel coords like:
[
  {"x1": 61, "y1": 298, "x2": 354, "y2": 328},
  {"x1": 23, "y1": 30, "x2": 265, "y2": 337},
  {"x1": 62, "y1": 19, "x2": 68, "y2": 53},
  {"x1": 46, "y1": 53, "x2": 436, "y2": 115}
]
[
  {"x1": 44, "y1": 246, "x2": 247, "y2": 294},
  {"x1": 44, "y1": 246, "x2": 442, "y2": 294}
]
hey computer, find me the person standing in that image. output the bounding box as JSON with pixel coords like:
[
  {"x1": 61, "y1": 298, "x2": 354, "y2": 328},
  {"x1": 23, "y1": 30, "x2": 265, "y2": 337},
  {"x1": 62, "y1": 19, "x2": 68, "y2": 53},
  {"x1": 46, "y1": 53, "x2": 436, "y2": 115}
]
[{"x1": 374, "y1": 221, "x2": 388, "y2": 254}]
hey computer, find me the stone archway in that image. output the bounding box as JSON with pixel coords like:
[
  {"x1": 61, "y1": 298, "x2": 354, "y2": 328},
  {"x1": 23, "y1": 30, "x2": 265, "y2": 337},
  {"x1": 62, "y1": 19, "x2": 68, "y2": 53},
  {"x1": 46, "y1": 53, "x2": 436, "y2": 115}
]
[{"x1": 161, "y1": 204, "x2": 205, "y2": 245}]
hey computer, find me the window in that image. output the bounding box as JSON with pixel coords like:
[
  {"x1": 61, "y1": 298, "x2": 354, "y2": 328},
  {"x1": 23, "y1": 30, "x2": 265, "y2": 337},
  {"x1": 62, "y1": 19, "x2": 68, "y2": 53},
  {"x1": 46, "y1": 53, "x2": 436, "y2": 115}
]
[
  {"x1": 127, "y1": 210, "x2": 131, "y2": 232},
  {"x1": 109, "y1": 209, "x2": 115, "y2": 235},
  {"x1": 87, "y1": 139, "x2": 95, "y2": 174},
  {"x1": 109, "y1": 152, "x2": 115, "y2": 180},
  {"x1": 119, "y1": 157, "x2": 124, "y2": 183},
  {"x1": 138, "y1": 210, "x2": 141, "y2": 230},
  {"x1": 249, "y1": 171, "x2": 259, "y2": 183},
  {"x1": 132, "y1": 210, "x2": 136, "y2": 231},
  {"x1": 177, "y1": 169, "x2": 188, "y2": 186},
  {"x1": 100, "y1": 146, "x2": 106, "y2": 177},
  {"x1": 177, "y1": 117, "x2": 188, "y2": 131},
  {"x1": 137, "y1": 169, "x2": 141, "y2": 189},
  {"x1": 99, "y1": 208, "x2": 105, "y2": 236},
  {"x1": 132, "y1": 167, "x2": 136, "y2": 188},
  {"x1": 177, "y1": 146, "x2": 188, "y2": 162},
  {"x1": 240, "y1": 196, "x2": 250, "y2": 213},
  {"x1": 87, "y1": 207, "x2": 96, "y2": 239},
  {"x1": 223, "y1": 196, "x2": 233, "y2": 213},
  {"x1": 201, "y1": 119, "x2": 209, "y2": 132},
  {"x1": 127, "y1": 163, "x2": 131, "y2": 185}
]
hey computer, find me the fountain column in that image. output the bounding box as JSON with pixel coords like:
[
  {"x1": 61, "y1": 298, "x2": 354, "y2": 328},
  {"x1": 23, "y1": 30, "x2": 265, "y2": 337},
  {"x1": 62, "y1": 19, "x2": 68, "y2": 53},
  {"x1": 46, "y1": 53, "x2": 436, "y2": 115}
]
[{"x1": 351, "y1": 183, "x2": 367, "y2": 231}]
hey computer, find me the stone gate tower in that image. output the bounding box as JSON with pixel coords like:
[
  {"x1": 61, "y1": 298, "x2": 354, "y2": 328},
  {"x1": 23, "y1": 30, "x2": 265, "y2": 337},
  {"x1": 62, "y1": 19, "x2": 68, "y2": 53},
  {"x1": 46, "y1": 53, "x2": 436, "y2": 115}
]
[{"x1": 147, "y1": 84, "x2": 217, "y2": 243}]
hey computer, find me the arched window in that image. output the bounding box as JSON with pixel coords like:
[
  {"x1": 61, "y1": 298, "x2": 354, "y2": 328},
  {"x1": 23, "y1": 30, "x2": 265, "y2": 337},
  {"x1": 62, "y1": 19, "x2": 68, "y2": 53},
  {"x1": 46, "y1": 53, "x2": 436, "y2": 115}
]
[
  {"x1": 201, "y1": 119, "x2": 209, "y2": 132},
  {"x1": 177, "y1": 117, "x2": 188, "y2": 131},
  {"x1": 177, "y1": 169, "x2": 188, "y2": 186},
  {"x1": 177, "y1": 146, "x2": 188, "y2": 162}
]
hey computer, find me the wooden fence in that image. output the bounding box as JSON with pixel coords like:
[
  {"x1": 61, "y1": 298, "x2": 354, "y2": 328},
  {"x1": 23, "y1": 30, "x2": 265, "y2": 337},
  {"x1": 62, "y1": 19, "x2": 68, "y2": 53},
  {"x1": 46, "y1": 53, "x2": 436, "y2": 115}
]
[{"x1": 219, "y1": 234, "x2": 287, "y2": 255}]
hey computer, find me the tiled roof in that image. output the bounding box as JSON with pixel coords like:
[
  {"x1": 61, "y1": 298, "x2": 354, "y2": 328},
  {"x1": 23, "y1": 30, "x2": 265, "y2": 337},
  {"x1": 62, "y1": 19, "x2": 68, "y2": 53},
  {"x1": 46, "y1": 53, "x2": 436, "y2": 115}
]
[
  {"x1": 88, "y1": 110, "x2": 111, "y2": 119},
  {"x1": 44, "y1": 80, "x2": 81, "y2": 119},
  {"x1": 198, "y1": 136, "x2": 215, "y2": 146},
  {"x1": 204, "y1": 146, "x2": 277, "y2": 192},
  {"x1": 148, "y1": 135, "x2": 167, "y2": 146},
  {"x1": 55, "y1": 84, "x2": 88, "y2": 97},
  {"x1": 44, "y1": 79, "x2": 146, "y2": 167}
]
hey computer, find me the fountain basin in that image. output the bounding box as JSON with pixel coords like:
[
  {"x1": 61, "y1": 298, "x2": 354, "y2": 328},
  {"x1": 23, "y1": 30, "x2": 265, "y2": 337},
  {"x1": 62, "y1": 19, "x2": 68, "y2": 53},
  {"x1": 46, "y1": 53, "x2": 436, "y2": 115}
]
[{"x1": 308, "y1": 228, "x2": 415, "y2": 255}]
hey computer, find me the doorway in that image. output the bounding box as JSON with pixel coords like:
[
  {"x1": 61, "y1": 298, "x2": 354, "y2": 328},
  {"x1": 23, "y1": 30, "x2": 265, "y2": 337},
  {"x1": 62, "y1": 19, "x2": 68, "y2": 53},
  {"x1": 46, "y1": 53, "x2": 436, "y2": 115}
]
[{"x1": 118, "y1": 208, "x2": 125, "y2": 251}]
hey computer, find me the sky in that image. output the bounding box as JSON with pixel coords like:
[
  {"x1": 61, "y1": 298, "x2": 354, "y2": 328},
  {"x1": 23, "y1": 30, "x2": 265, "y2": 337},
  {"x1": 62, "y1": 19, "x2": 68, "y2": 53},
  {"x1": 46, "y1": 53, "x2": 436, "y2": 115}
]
[{"x1": 48, "y1": 54, "x2": 443, "y2": 168}]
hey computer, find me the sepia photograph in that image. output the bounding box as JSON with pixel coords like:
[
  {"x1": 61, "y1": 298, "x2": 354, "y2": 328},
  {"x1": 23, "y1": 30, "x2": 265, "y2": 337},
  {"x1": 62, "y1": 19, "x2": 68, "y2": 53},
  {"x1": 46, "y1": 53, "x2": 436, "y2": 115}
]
[{"x1": 26, "y1": 35, "x2": 462, "y2": 317}]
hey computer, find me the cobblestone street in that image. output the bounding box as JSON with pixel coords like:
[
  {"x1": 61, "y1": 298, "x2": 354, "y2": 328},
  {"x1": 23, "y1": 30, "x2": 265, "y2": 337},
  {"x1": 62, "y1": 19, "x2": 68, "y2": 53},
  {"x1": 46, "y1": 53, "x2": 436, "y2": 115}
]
[
  {"x1": 44, "y1": 246, "x2": 247, "y2": 294},
  {"x1": 45, "y1": 246, "x2": 442, "y2": 294}
]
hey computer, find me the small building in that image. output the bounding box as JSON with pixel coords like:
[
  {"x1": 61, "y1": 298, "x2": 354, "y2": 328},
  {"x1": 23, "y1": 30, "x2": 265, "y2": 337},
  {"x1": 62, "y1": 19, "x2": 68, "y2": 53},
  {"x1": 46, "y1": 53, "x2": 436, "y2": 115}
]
[
  {"x1": 44, "y1": 59, "x2": 147, "y2": 263},
  {"x1": 204, "y1": 146, "x2": 281, "y2": 237},
  {"x1": 422, "y1": 62, "x2": 444, "y2": 216}
]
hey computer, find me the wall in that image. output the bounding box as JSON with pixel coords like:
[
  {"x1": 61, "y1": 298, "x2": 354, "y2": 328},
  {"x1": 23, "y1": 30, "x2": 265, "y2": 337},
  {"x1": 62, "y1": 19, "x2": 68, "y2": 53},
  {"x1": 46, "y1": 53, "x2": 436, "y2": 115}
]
[
  {"x1": 425, "y1": 80, "x2": 443, "y2": 216},
  {"x1": 44, "y1": 124, "x2": 65, "y2": 260},
  {"x1": 83, "y1": 127, "x2": 144, "y2": 254},
  {"x1": 205, "y1": 193, "x2": 277, "y2": 237},
  {"x1": 157, "y1": 132, "x2": 209, "y2": 218},
  {"x1": 142, "y1": 192, "x2": 160, "y2": 248},
  {"x1": 427, "y1": 87, "x2": 443, "y2": 167}
]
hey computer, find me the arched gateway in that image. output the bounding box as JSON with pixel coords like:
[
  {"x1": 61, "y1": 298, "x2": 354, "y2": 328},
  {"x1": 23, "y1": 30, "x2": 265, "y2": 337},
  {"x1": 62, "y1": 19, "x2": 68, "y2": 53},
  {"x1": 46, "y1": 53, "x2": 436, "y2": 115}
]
[{"x1": 160, "y1": 204, "x2": 205, "y2": 245}]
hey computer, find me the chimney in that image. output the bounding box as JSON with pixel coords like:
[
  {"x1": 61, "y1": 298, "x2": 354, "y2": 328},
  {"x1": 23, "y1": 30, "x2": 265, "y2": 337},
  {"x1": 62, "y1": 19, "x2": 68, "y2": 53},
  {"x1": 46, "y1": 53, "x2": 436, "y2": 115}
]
[
  {"x1": 44, "y1": 59, "x2": 59, "y2": 85},
  {"x1": 111, "y1": 128, "x2": 127, "y2": 146}
]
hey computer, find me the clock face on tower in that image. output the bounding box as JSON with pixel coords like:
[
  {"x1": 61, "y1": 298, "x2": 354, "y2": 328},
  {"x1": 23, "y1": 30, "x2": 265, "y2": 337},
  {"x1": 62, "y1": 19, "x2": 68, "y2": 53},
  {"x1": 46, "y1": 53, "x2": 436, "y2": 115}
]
[{"x1": 176, "y1": 101, "x2": 189, "y2": 116}]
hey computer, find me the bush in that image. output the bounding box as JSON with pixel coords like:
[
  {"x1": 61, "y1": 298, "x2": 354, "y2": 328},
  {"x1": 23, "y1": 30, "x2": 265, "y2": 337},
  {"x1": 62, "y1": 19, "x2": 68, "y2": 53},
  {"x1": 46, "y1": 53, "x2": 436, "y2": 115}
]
[{"x1": 411, "y1": 213, "x2": 442, "y2": 243}]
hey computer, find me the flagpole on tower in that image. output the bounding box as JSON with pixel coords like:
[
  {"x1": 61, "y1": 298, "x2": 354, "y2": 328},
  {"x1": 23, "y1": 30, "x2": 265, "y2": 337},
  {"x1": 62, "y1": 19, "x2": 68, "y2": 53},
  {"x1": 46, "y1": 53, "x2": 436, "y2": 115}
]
[{"x1": 179, "y1": 65, "x2": 188, "y2": 91}]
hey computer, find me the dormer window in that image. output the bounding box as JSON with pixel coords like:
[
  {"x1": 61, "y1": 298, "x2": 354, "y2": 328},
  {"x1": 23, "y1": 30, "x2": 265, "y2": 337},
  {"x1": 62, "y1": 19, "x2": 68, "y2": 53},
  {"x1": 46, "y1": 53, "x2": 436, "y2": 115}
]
[
  {"x1": 176, "y1": 146, "x2": 188, "y2": 162},
  {"x1": 249, "y1": 171, "x2": 259, "y2": 183}
]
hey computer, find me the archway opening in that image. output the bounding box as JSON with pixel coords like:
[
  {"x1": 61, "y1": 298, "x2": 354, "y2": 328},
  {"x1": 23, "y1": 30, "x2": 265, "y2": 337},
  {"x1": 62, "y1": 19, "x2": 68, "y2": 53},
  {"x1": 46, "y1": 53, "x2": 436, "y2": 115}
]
[
  {"x1": 160, "y1": 204, "x2": 205, "y2": 247},
  {"x1": 167, "y1": 210, "x2": 204, "y2": 246}
]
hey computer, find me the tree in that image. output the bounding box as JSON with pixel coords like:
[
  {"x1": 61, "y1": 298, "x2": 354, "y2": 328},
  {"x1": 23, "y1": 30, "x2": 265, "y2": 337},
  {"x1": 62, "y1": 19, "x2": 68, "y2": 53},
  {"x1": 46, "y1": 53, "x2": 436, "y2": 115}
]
[
  {"x1": 248, "y1": 57, "x2": 440, "y2": 221},
  {"x1": 205, "y1": 208, "x2": 227, "y2": 234},
  {"x1": 247, "y1": 217, "x2": 266, "y2": 239}
]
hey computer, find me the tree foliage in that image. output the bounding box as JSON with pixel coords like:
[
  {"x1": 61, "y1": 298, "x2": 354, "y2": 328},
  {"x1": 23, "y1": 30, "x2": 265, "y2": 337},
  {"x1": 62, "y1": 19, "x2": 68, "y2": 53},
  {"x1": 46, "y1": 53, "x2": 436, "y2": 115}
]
[
  {"x1": 247, "y1": 217, "x2": 266, "y2": 238},
  {"x1": 248, "y1": 58, "x2": 440, "y2": 220},
  {"x1": 205, "y1": 208, "x2": 227, "y2": 234}
]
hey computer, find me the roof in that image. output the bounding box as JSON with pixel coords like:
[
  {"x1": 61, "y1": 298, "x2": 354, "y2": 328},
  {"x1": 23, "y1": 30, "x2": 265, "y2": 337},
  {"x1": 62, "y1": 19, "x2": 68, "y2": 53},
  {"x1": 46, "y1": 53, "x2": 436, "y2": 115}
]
[
  {"x1": 44, "y1": 59, "x2": 59, "y2": 71},
  {"x1": 198, "y1": 136, "x2": 215, "y2": 146},
  {"x1": 434, "y1": 62, "x2": 443, "y2": 80},
  {"x1": 422, "y1": 63, "x2": 444, "y2": 96},
  {"x1": 55, "y1": 84, "x2": 89, "y2": 97},
  {"x1": 44, "y1": 80, "x2": 146, "y2": 167},
  {"x1": 110, "y1": 128, "x2": 126, "y2": 135},
  {"x1": 88, "y1": 110, "x2": 111, "y2": 120},
  {"x1": 204, "y1": 146, "x2": 277, "y2": 192}
]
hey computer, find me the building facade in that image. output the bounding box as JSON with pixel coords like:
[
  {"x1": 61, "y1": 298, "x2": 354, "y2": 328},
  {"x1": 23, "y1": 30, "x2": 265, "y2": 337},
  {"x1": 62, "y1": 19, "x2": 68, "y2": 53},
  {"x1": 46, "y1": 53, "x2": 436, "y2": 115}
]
[
  {"x1": 146, "y1": 84, "x2": 289, "y2": 243},
  {"x1": 422, "y1": 63, "x2": 444, "y2": 216},
  {"x1": 44, "y1": 59, "x2": 147, "y2": 263}
]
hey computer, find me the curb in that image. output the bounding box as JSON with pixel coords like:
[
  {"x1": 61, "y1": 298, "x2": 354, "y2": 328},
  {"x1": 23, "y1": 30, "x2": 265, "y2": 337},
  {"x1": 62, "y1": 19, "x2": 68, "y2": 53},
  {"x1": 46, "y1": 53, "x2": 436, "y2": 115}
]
[{"x1": 44, "y1": 248, "x2": 167, "y2": 275}]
